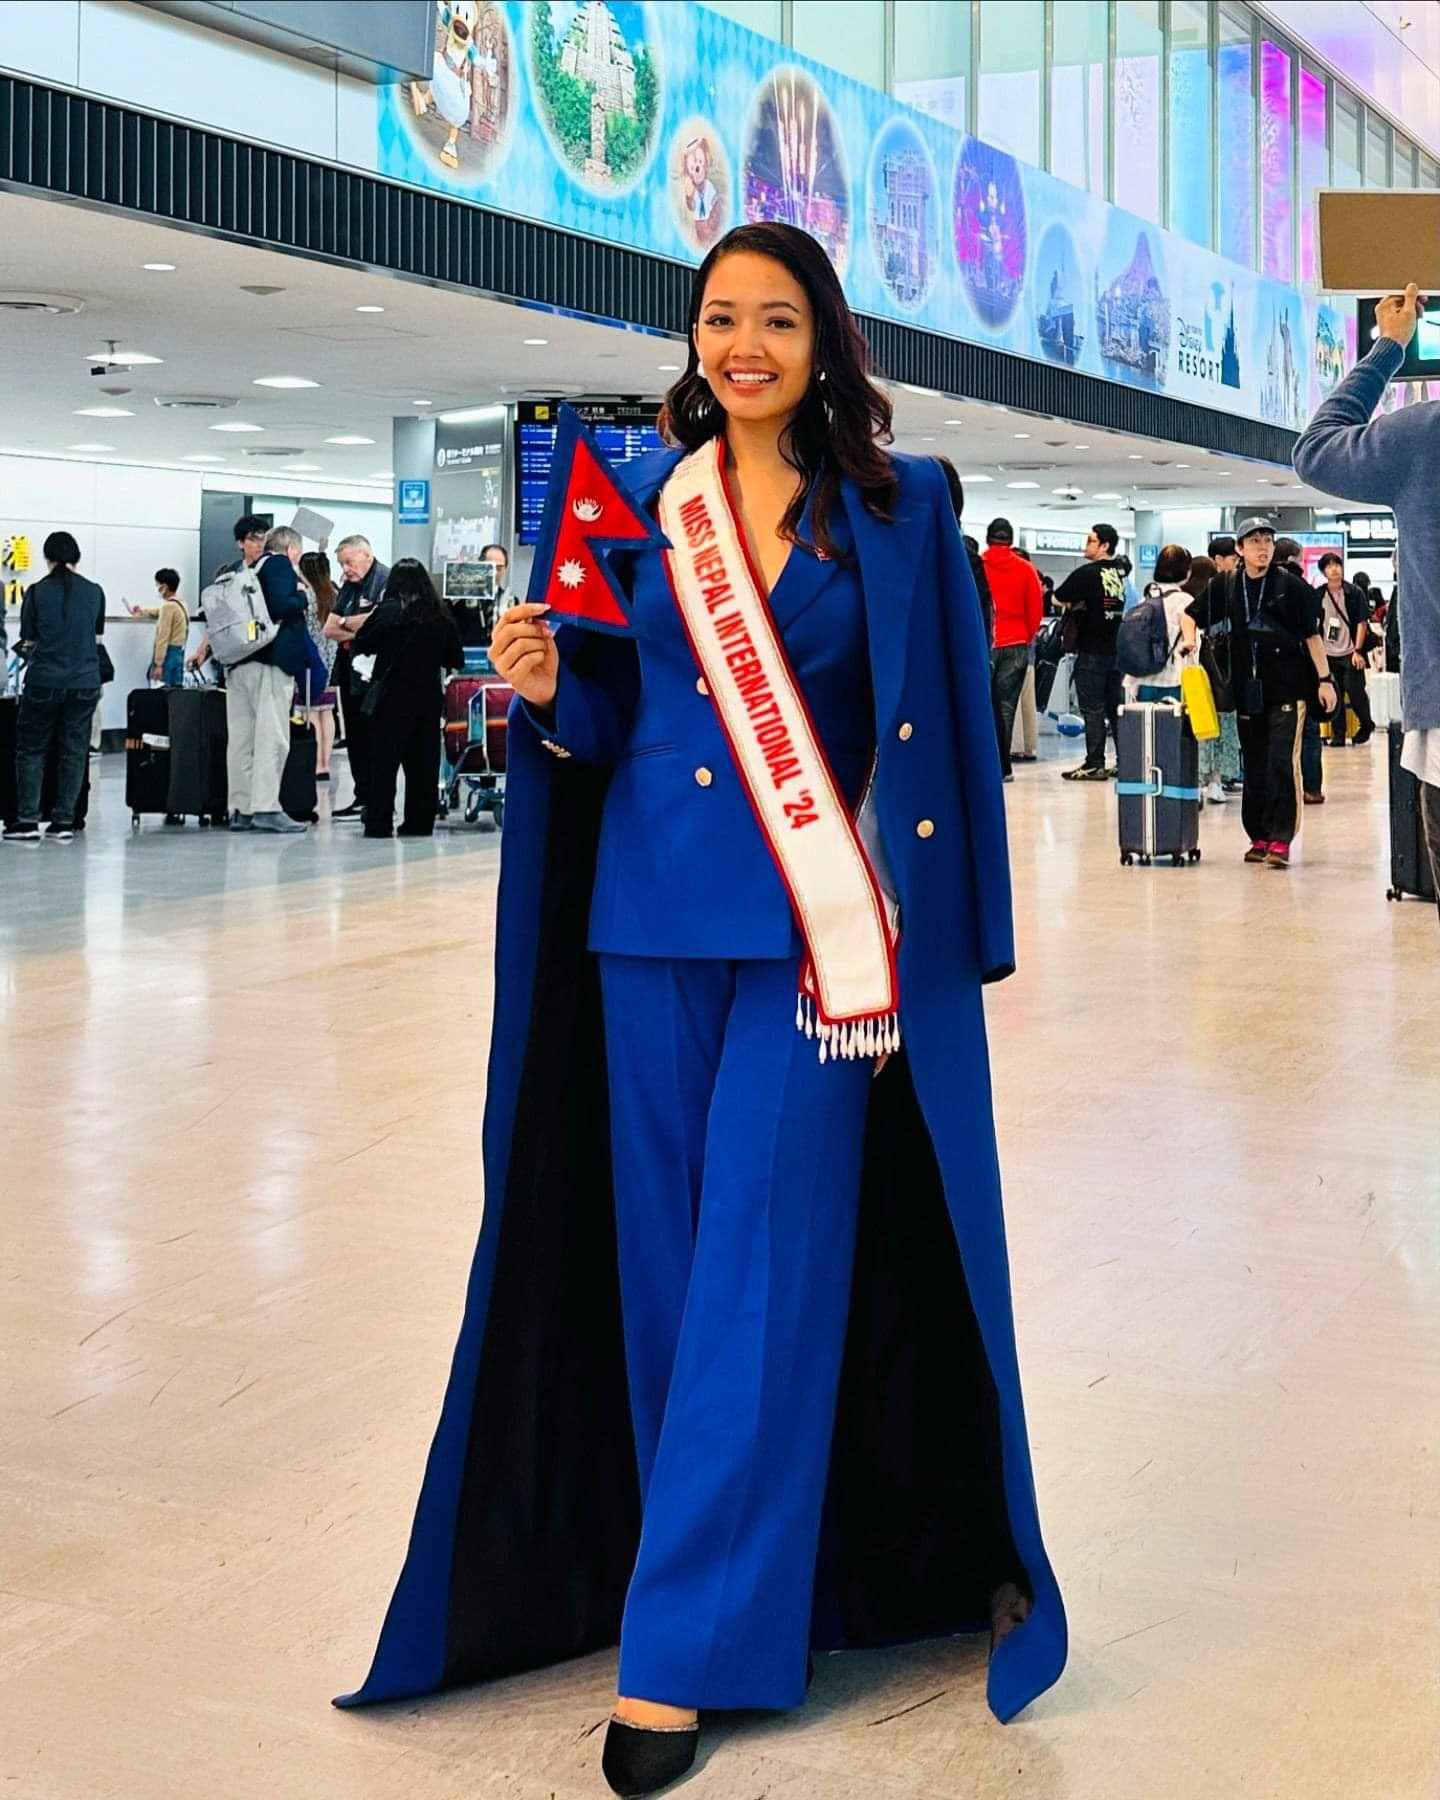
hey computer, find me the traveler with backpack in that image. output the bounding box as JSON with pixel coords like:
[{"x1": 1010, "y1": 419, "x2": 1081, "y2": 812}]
[
  {"x1": 1179, "y1": 518, "x2": 1335, "y2": 870},
  {"x1": 1056, "y1": 523, "x2": 1128, "y2": 780},
  {"x1": 3, "y1": 531, "x2": 104, "y2": 845},
  {"x1": 1117, "y1": 544, "x2": 1192, "y2": 703},
  {"x1": 1315, "y1": 553, "x2": 1375, "y2": 748},
  {"x1": 1185, "y1": 556, "x2": 1241, "y2": 804},
  {"x1": 201, "y1": 524, "x2": 311, "y2": 834}
]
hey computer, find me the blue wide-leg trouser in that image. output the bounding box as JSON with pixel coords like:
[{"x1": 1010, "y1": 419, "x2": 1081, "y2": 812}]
[{"x1": 598, "y1": 954, "x2": 874, "y2": 1712}]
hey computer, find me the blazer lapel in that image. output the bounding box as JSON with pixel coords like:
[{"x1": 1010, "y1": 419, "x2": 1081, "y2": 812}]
[{"x1": 843, "y1": 467, "x2": 928, "y2": 740}]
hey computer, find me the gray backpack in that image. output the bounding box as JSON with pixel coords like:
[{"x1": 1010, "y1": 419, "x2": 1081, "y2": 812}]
[{"x1": 200, "y1": 557, "x2": 276, "y2": 666}]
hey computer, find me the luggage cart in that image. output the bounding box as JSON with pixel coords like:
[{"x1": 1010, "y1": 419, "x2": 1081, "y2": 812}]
[{"x1": 439, "y1": 657, "x2": 511, "y2": 829}]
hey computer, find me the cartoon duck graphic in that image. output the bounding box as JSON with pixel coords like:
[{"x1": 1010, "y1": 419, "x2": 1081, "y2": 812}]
[{"x1": 411, "y1": 1, "x2": 479, "y2": 171}]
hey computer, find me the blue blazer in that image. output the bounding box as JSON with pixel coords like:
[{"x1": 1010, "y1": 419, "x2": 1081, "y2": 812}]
[
  {"x1": 339, "y1": 447, "x2": 1067, "y2": 1731},
  {"x1": 537, "y1": 446, "x2": 1014, "y2": 977}
]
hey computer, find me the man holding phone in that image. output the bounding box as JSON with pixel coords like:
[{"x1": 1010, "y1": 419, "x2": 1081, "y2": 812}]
[
  {"x1": 1179, "y1": 519, "x2": 1335, "y2": 869},
  {"x1": 1294, "y1": 284, "x2": 1440, "y2": 917}
]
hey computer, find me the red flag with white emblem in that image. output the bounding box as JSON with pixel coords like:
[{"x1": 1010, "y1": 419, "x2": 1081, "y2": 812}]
[{"x1": 525, "y1": 404, "x2": 668, "y2": 634}]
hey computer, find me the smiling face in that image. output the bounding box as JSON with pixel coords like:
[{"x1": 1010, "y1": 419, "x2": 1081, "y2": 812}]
[
  {"x1": 694, "y1": 251, "x2": 815, "y2": 429},
  {"x1": 685, "y1": 139, "x2": 709, "y2": 187}
]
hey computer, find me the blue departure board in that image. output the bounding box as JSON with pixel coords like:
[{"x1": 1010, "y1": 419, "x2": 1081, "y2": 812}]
[{"x1": 515, "y1": 402, "x2": 664, "y2": 545}]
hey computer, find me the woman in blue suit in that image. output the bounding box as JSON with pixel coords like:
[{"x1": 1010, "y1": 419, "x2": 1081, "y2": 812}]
[{"x1": 339, "y1": 225, "x2": 1066, "y2": 1796}]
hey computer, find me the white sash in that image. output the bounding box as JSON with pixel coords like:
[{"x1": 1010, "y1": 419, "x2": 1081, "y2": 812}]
[{"x1": 658, "y1": 440, "x2": 899, "y2": 1062}]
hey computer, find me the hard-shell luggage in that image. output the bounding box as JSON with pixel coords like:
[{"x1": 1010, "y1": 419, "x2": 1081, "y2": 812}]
[
  {"x1": 1386, "y1": 722, "x2": 1436, "y2": 903},
  {"x1": 0, "y1": 693, "x2": 92, "y2": 828},
  {"x1": 165, "y1": 686, "x2": 228, "y2": 824},
  {"x1": 281, "y1": 716, "x2": 318, "y2": 822},
  {"x1": 125, "y1": 688, "x2": 173, "y2": 823},
  {"x1": 1116, "y1": 700, "x2": 1201, "y2": 868}
]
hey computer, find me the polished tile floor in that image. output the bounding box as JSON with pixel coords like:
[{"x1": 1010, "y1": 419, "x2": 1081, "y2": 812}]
[{"x1": 2, "y1": 740, "x2": 1436, "y2": 1800}]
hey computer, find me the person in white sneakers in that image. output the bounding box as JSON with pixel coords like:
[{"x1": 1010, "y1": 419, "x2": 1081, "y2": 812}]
[{"x1": 226, "y1": 526, "x2": 310, "y2": 834}]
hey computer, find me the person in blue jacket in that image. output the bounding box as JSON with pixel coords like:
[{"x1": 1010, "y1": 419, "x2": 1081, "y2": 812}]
[
  {"x1": 226, "y1": 524, "x2": 310, "y2": 834},
  {"x1": 337, "y1": 223, "x2": 1067, "y2": 1796}
]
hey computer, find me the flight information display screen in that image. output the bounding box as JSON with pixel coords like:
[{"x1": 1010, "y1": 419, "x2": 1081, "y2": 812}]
[{"x1": 514, "y1": 401, "x2": 664, "y2": 545}]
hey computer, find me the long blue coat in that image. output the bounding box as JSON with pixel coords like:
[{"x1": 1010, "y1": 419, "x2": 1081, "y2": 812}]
[{"x1": 338, "y1": 450, "x2": 1068, "y2": 1725}]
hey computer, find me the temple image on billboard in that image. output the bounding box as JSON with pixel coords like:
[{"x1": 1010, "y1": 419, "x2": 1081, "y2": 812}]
[
  {"x1": 874, "y1": 145, "x2": 934, "y2": 308},
  {"x1": 1095, "y1": 233, "x2": 1171, "y2": 383},
  {"x1": 530, "y1": 0, "x2": 658, "y2": 192}
]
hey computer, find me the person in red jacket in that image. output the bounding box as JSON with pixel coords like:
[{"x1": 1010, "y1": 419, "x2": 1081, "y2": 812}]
[{"x1": 982, "y1": 517, "x2": 1044, "y2": 780}]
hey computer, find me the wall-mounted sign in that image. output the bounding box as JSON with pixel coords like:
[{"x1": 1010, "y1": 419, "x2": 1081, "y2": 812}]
[
  {"x1": 1031, "y1": 529, "x2": 1086, "y2": 553},
  {"x1": 377, "y1": 1, "x2": 1356, "y2": 434},
  {"x1": 398, "y1": 478, "x2": 431, "y2": 524}
]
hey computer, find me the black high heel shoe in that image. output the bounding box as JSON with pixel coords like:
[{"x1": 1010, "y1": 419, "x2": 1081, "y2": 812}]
[{"x1": 601, "y1": 1715, "x2": 700, "y2": 1797}]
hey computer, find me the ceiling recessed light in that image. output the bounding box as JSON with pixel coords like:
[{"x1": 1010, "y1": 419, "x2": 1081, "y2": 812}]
[
  {"x1": 657, "y1": 363, "x2": 681, "y2": 372},
  {"x1": 1256, "y1": 478, "x2": 1271, "y2": 485},
  {"x1": 142, "y1": 262, "x2": 176, "y2": 272},
  {"x1": 1176, "y1": 462, "x2": 1190, "y2": 468},
  {"x1": 253, "y1": 375, "x2": 320, "y2": 389},
  {"x1": 355, "y1": 304, "x2": 385, "y2": 314},
  {"x1": 1092, "y1": 491, "x2": 1123, "y2": 500},
  {"x1": 85, "y1": 349, "x2": 163, "y2": 366},
  {"x1": 74, "y1": 406, "x2": 134, "y2": 417},
  {"x1": 1072, "y1": 444, "x2": 1089, "y2": 450},
  {"x1": 1013, "y1": 431, "x2": 1031, "y2": 439},
  {"x1": 1006, "y1": 480, "x2": 1040, "y2": 489},
  {"x1": 412, "y1": 399, "x2": 432, "y2": 406},
  {"x1": 211, "y1": 421, "x2": 264, "y2": 433},
  {"x1": 945, "y1": 418, "x2": 965, "y2": 425},
  {"x1": 183, "y1": 453, "x2": 226, "y2": 462},
  {"x1": 1128, "y1": 453, "x2": 1144, "y2": 460},
  {"x1": 962, "y1": 473, "x2": 993, "y2": 483},
  {"x1": 369, "y1": 470, "x2": 396, "y2": 480},
  {"x1": 68, "y1": 442, "x2": 115, "y2": 452},
  {"x1": 1052, "y1": 485, "x2": 1082, "y2": 495},
  {"x1": 284, "y1": 464, "x2": 322, "y2": 472},
  {"x1": 522, "y1": 337, "x2": 548, "y2": 346},
  {"x1": 324, "y1": 434, "x2": 376, "y2": 445}
]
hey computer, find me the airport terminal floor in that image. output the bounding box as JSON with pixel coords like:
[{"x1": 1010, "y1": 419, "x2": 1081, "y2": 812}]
[{"x1": 2, "y1": 739, "x2": 1436, "y2": 1800}]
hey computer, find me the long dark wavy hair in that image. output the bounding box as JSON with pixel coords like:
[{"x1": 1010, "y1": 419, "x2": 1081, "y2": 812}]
[{"x1": 658, "y1": 222, "x2": 896, "y2": 563}]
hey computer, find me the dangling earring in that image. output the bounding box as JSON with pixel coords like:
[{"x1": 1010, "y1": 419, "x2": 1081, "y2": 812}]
[
  {"x1": 816, "y1": 369, "x2": 827, "y2": 382},
  {"x1": 697, "y1": 360, "x2": 706, "y2": 378}
]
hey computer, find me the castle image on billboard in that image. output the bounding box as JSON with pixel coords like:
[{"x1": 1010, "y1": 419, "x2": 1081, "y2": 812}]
[{"x1": 1096, "y1": 233, "x2": 1171, "y2": 384}]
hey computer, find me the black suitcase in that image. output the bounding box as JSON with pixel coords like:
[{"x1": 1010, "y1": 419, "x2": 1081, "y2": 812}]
[
  {"x1": 1, "y1": 692, "x2": 93, "y2": 828},
  {"x1": 125, "y1": 688, "x2": 174, "y2": 826},
  {"x1": 1116, "y1": 701, "x2": 1202, "y2": 867},
  {"x1": 281, "y1": 717, "x2": 318, "y2": 822},
  {"x1": 165, "y1": 686, "x2": 228, "y2": 824},
  {"x1": 1386, "y1": 723, "x2": 1437, "y2": 902}
]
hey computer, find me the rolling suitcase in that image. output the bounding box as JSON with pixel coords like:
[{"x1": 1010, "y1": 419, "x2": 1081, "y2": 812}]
[
  {"x1": 1116, "y1": 701, "x2": 1201, "y2": 868},
  {"x1": 1385, "y1": 723, "x2": 1436, "y2": 903},
  {"x1": 125, "y1": 688, "x2": 173, "y2": 826},
  {"x1": 2, "y1": 691, "x2": 93, "y2": 828},
  {"x1": 281, "y1": 716, "x2": 318, "y2": 822},
  {"x1": 165, "y1": 685, "x2": 228, "y2": 825},
  {"x1": 1033, "y1": 617, "x2": 1063, "y2": 712}
]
